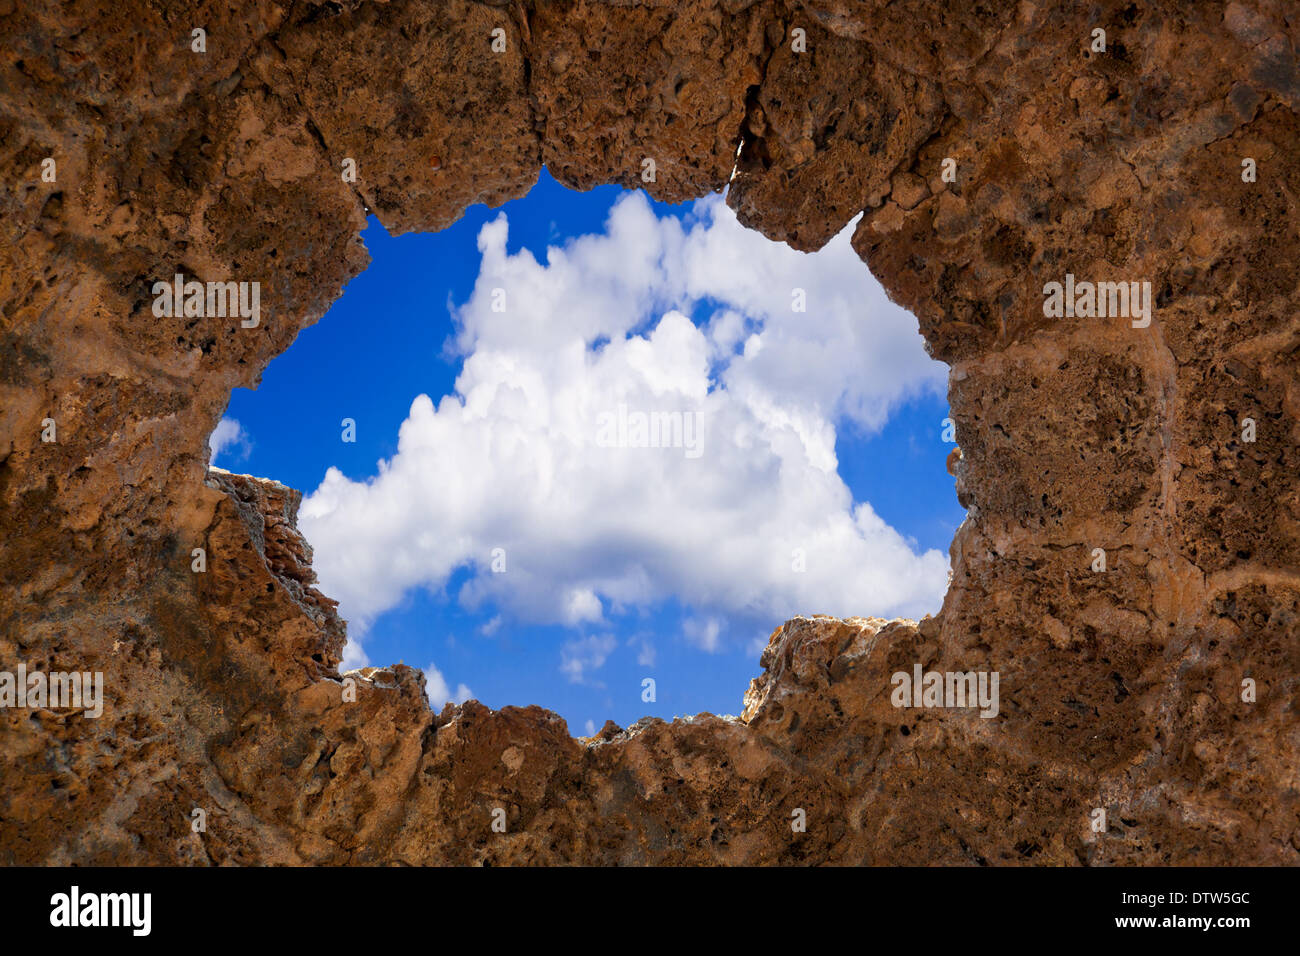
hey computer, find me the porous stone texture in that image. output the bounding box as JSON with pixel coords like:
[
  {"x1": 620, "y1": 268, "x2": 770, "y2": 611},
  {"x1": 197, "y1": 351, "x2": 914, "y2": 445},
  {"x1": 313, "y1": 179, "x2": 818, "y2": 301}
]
[{"x1": 1, "y1": 0, "x2": 1296, "y2": 864}]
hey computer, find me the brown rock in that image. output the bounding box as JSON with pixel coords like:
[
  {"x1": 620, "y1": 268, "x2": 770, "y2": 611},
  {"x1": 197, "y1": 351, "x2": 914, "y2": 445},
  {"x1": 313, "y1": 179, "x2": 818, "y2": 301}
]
[{"x1": 0, "y1": 0, "x2": 1296, "y2": 866}]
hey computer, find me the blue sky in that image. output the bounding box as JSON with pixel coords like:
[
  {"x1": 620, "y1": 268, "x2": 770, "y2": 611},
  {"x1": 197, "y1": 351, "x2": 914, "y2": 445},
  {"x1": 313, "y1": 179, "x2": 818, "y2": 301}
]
[{"x1": 212, "y1": 169, "x2": 964, "y2": 735}]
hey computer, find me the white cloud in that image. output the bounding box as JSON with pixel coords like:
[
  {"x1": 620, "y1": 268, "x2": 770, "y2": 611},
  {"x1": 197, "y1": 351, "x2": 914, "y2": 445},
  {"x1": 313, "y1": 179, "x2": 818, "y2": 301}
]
[
  {"x1": 633, "y1": 637, "x2": 657, "y2": 668},
  {"x1": 209, "y1": 417, "x2": 248, "y2": 464},
  {"x1": 341, "y1": 640, "x2": 369, "y2": 672},
  {"x1": 683, "y1": 615, "x2": 724, "y2": 654},
  {"x1": 299, "y1": 192, "x2": 950, "y2": 664},
  {"x1": 562, "y1": 587, "x2": 604, "y2": 626},
  {"x1": 423, "y1": 661, "x2": 472, "y2": 709},
  {"x1": 560, "y1": 634, "x2": 617, "y2": 684}
]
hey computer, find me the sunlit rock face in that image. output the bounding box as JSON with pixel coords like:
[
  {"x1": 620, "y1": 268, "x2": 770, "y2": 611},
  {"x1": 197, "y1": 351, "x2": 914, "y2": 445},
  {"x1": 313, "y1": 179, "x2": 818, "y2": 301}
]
[{"x1": 1, "y1": 0, "x2": 1296, "y2": 865}]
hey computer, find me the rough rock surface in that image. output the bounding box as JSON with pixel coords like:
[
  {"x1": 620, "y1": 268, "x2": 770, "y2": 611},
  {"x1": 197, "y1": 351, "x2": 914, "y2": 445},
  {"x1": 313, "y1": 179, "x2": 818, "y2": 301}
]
[{"x1": 1, "y1": 0, "x2": 1297, "y2": 864}]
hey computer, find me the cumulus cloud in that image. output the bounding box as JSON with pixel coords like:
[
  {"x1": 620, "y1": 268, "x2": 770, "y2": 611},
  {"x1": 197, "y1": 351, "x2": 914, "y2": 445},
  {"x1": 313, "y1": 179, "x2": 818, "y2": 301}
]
[
  {"x1": 683, "y1": 616, "x2": 724, "y2": 654},
  {"x1": 209, "y1": 417, "x2": 248, "y2": 464},
  {"x1": 423, "y1": 661, "x2": 472, "y2": 709},
  {"x1": 341, "y1": 640, "x2": 369, "y2": 672},
  {"x1": 300, "y1": 193, "x2": 950, "y2": 664},
  {"x1": 560, "y1": 634, "x2": 618, "y2": 685},
  {"x1": 633, "y1": 637, "x2": 657, "y2": 669}
]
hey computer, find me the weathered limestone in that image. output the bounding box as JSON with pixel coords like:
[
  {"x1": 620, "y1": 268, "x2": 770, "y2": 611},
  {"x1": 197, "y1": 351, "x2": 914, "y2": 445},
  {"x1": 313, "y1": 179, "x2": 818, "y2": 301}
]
[{"x1": 1, "y1": 0, "x2": 1296, "y2": 864}]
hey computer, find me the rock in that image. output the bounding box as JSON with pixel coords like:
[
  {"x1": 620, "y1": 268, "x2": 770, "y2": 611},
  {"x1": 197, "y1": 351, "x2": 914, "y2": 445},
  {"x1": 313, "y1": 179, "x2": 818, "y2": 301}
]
[{"x1": 0, "y1": 0, "x2": 1296, "y2": 865}]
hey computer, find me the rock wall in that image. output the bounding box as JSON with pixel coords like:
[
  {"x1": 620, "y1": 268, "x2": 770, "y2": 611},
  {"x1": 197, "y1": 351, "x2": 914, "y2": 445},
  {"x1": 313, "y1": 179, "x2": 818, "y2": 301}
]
[{"x1": 1, "y1": 0, "x2": 1296, "y2": 864}]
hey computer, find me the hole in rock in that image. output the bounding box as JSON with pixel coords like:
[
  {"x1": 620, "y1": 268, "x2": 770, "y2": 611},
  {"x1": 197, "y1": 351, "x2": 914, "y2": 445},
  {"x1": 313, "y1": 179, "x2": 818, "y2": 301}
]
[{"x1": 212, "y1": 169, "x2": 965, "y2": 735}]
